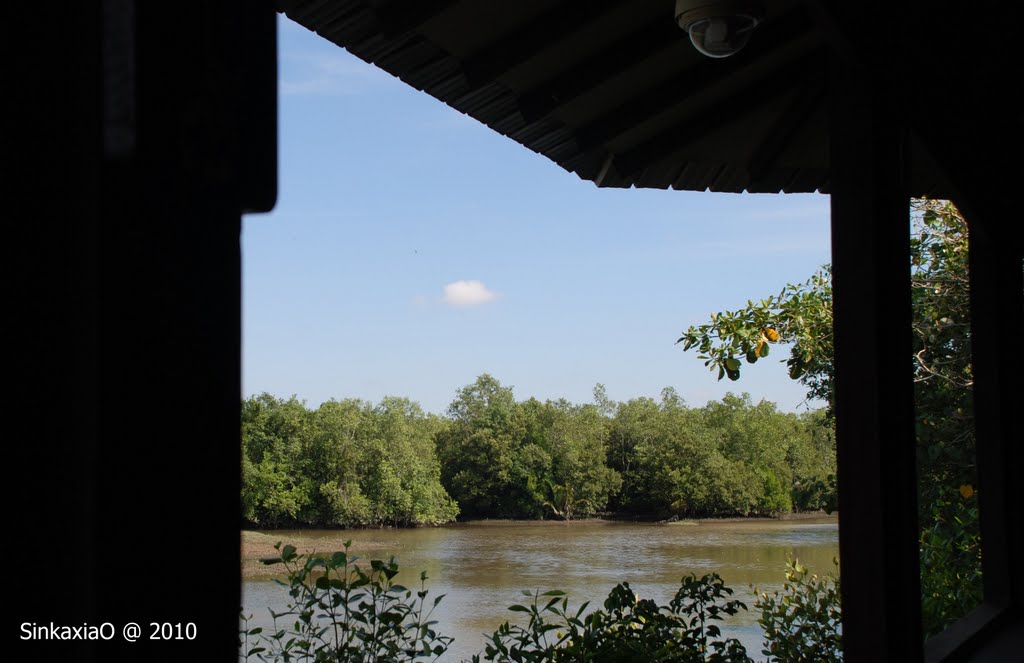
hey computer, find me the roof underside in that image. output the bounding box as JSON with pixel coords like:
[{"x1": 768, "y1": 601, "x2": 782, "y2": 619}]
[{"x1": 278, "y1": 0, "x2": 954, "y2": 195}]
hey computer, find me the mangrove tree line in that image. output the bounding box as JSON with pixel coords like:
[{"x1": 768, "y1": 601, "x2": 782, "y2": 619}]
[{"x1": 242, "y1": 376, "x2": 835, "y2": 527}]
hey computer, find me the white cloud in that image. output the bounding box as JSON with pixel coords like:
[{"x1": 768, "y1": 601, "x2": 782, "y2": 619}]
[{"x1": 441, "y1": 280, "x2": 499, "y2": 307}]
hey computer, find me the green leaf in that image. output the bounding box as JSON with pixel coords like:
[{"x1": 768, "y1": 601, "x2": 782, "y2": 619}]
[
  {"x1": 759, "y1": 343, "x2": 770, "y2": 357},
  {"x1": 724, "y1": 357, "x2": 741, "y2": 371}
]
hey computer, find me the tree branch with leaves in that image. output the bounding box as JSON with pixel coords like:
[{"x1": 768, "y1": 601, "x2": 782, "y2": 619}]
[{"x1": 677, "y1": 198, "x2": 981, "y2": 636}]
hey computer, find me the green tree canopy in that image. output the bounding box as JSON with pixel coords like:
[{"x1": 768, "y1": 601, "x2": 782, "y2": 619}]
[
  {"x1": 678, "y1": 199, "x2": 973, "y2": 491},
  {"x1": 241, "y1": 394, "x2": 458, "y2": 527},
  {"x1": 242, "y1": 379, "x2": 835, "y2": 526},
  {"x1": 678, "y1": 199, "x2": 979, "y2": 635}
]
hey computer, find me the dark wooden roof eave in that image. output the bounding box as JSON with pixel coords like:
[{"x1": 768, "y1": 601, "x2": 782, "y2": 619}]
[
  {"x1": 276, "y1": 0, "x2": 1002, "y2": 201},
  {"x1": 277, "y1": 0, "x2": 844, "y2": 194}
]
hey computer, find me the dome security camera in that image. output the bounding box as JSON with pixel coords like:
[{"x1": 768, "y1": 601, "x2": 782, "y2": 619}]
[{"x1": 675, "y1": 0, "x2": 764, "y2": 59}]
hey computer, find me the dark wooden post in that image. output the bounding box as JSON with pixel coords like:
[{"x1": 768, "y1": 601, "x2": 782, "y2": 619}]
[
  {"x1": 968, "y1": 215, "x2": 1023, "y2": 606},
  {"x1": 11, "y1": 2, "x2": 276, "y2": 661},
  {"x1": 829, "y1": 58, "x2": 923, "y2": 661},
  {"x1": 921, "y1": 199, "x2": 1024, "y2": 662}
]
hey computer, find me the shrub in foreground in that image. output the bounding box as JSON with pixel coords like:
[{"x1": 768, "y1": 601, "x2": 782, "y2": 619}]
[
  {"x1": 473, "y1": 573, "x2": 749, "y2": 662},
  {"x1": 241, "y1": 545, "x2": 842, "y2": 662},
  {"x1": 240, "y1": 541, "x2": 450, "y2": 662},
  {"x1": 754, "y1": 559, "x2": 842, "y2": 662}
]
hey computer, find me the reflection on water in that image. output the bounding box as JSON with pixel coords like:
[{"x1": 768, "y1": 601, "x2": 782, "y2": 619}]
[{"x1": 243, "y1": 518, "x2": 838, "y2": 662}]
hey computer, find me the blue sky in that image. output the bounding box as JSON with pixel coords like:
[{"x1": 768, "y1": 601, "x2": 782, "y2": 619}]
[{"x1": 241, "y1": 16, "x2": 833, "y2": 415}]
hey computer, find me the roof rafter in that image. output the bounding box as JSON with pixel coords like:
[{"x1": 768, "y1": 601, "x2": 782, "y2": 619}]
[
  {"x1": 519, "y1": 5, "x2": 810, "y2": 125},
  {"x1": 572, "y1": 9, "x2": 816, "y2": 153},
  {"x1": 801, "y1": 0, "x2": 858, "y2": 65},
  {"x1": 518, "y1": 17, "x2": 683, "y2": 124},
  {"x1": 372, "y1": 0, "x2": 459, "y2": 39},
  {"x1": 615, "y1": 52, "x2": 826, "y2": 180},
  {"x1": 746, "y1": 79, "x2": 826, "y2": 186},
  {"x1": 461, "y1": 0, "x2": 625, "y2": 90}
]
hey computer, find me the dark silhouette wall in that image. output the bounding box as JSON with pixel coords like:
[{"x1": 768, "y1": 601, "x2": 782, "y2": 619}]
[{"x1": 11, "y1": 2, "x2": 275, "y2": 661}]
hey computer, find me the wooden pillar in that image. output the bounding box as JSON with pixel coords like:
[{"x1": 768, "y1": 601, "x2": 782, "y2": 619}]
[
  {"x1": 969, "y1": 215, "x2": 1023, "y2": 608},
  {"x1": 895, "y1": 18, "x2": 1023, "y2": 652},
  {"x1": 11, "y1": 2, "x2": 276, "y2": 661},
  {"x1": 922, "y1": 200, "x2": 1024, "y2": 662},
  {"x1": 829, "y1": 58, "x2": 923, "y2": 660}
]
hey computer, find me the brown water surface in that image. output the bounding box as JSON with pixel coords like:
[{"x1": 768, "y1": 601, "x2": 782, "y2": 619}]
[{"x1": 242, "y1": 517, "x2": 838, "y2": 661}]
